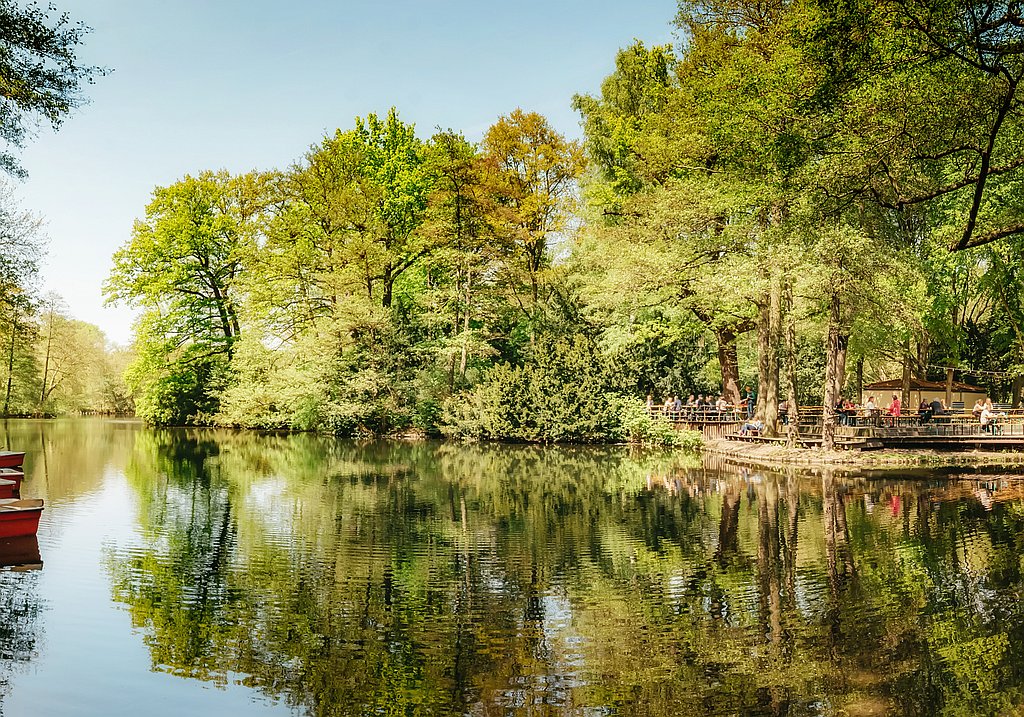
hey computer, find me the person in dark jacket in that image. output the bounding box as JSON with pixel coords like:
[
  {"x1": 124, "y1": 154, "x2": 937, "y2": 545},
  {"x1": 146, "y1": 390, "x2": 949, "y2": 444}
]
[{"x1": 742, "y1": 386, "x2": 756, "y2": 418}]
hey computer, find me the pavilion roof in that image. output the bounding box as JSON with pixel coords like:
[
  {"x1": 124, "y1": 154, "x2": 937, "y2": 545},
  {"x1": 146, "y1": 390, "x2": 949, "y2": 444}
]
[{"x1": 863, "y1": 378, "x2": 985, "y2": 392}]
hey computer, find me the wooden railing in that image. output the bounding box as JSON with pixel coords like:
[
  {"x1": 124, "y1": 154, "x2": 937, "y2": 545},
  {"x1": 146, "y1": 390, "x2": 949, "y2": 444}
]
[{"x1": 648, "y1": 406, "x2": 749, "y2": 424}]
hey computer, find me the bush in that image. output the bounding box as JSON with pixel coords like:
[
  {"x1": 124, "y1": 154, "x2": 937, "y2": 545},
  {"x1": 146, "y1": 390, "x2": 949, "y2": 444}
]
[
  {"x1": 616, "y1": 398, "x2": 703, "y2": 448},
  {"x1": 130, "y1": 355, "x2": 228, "y2": 426},
  {"x1": 442, "y1": 334, "x2": 625, "y2": 443}
]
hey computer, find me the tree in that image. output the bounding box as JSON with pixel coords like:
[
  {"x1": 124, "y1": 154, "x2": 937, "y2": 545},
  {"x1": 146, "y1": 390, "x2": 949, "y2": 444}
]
[
  {"x1": 0, "y1": 183, "x2": 43, "y2": 416},
  {"x1": 0, "y1": 0, "x2": 102, "y2": 176},
  {"x1": 253, "y1": 108, "x2": 435, "y2": 333},
  {"x1": 105, "y1": 171, "x2": 266, "y2": 424},
  {"x1": 105, "y1": 171, "x2": 264, "y2": 357},
  {"x1": 481, "y1": 110, "x2": 584, "y2": 314},
  {"x1": 35, "y1": 292, "x2": 111, "y2": 413}
]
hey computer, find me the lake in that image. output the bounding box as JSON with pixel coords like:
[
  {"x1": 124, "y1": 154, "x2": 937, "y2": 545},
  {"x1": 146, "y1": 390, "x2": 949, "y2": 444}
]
[{"x1": 0, "y1": 417, "x2": 1021, "y2": 716}]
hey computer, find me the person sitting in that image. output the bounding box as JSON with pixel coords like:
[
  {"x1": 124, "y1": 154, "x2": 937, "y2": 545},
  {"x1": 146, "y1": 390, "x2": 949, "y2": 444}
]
[
  {"x1": 716, "y1": 395, "x2": 729, "y2": 412},
  {"x1": 843, "y1": 399, "x2": 857, "y2": 425},
  {"x1": 740, "y1": 419, "x2": 764, "y2": 436},
  {"x1": 885, "y1": 393, "x2": 901, "y2": 426},
  {"x1": 980, "y1": 404, "x2": 996, "y2": 433},
  {"x1": 834, "y1": 399, "x2": 848, "y2": 426},
  {"x1": 696, "y1": 395, "x2": 709, "y2": 416},
  {"x1": 778, "y1": 399, "x2": 790, "y2": 425},
  {"x1": 887, "y1": 393, "x2": 901, "y2": 416},
  {"x1": 863, "y1": 395, "x2": 879, "y2": 425},
  {"x1": 972, "y1": 398, "x2": 984, "y2": 420},
  {"x1": 918, "y1": 399, "x2": 932, "y2": 425}
]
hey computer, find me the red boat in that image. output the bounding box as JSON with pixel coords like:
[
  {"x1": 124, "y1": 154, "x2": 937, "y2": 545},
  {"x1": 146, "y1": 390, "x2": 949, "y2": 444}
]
[
  {"x1": 0, "y1": 468, "x2": 23, "y2": 491},
  {"x1": 0, "y1": 499, "x2": 43, "y2": 538},
  {"x1": 0, "y1": 452, "x2": 25, "y2": 469},
  {"x1": 0, "y1": 479, "x2": 16, "y2": 500}
]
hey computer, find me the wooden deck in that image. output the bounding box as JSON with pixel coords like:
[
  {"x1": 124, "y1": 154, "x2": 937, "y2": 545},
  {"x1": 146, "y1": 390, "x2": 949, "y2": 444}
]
[{"x1": 654, "y1": 405, "x2": 1024, "y2": 451}]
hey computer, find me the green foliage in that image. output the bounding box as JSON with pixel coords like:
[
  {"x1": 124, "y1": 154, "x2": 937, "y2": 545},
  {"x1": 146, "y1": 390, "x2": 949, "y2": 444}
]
[
  {"x1": 128, "y1": 354, "x2": 228, "y2": 426},
  {"x1": 104, "y1": 0, "x2": 1024, "y2": 433},
  {"x1": 442, "y1": 334, "x2": 623, "y2": 443},
  {"x1": 616, "y1": 397, "x2": 702, "y2": 448},
  {"x1": 0, "y1": 1, "x2": 102, "y2": 177}
]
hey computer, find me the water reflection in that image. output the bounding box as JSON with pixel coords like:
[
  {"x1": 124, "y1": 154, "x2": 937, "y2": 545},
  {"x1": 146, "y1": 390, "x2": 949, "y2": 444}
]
[
  {"x1": 4, "y1": 420, "x2": 1024, "y2": 715},
  {"x1": 0, "y1": 555, "x2": 42, "y2": 711},
  {"x1": 0, "y1": 417, "x2": 138, "y2": 501}
]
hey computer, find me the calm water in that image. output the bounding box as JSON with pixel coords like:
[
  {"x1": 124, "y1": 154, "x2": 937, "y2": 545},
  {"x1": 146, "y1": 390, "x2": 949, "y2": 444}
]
[{"x1": 0, "y1": 419, "x2": 1022, "y2": 716}]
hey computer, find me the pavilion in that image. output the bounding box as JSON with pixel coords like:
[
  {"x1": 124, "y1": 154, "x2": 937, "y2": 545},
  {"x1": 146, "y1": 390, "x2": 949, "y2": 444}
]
[{"x1": 860, "y1": 378, "x2": 987, "y2": 409}]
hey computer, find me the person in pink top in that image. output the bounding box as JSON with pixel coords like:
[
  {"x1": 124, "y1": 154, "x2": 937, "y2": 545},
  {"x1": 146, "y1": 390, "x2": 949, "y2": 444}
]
[
  {"x1": 887, "y1": 394, "x2": 901, "y2": 416},
  {"x1": 886, "y1": 393, "x2": 901, "y2": 426}
]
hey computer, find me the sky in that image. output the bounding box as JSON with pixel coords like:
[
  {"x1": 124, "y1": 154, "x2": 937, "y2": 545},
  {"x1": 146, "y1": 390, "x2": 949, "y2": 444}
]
[{"x1": 12, "y1": 0, "x2": 677, "y2": 345}]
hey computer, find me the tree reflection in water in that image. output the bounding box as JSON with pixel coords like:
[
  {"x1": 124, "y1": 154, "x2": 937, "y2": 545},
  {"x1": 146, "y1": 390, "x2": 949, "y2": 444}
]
[
  {"x1": 105, "y1": 429, "x2": 1024, "y2": 716},
  {"x1": 0, "y1": 556, "x2": 42, "y2": 714}
]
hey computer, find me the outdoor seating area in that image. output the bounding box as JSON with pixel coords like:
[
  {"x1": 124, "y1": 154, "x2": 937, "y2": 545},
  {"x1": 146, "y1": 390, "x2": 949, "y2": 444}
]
[{"x1": 646, "y1": 391, "x2": 1024, "y2": 450}]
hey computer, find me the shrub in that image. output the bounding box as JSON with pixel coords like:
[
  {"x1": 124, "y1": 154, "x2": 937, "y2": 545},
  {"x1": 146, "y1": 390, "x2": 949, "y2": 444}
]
[
  {"x1": 616, "y1": 398, "x2": 703, "y2": 448},
  {"x1": 442, "y1": 334, "x2": 625, "y2": 443}
]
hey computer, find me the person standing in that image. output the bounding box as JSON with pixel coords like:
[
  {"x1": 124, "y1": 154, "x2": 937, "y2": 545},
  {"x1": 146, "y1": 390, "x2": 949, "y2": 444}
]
[
  {"x1": 981, "y1": 403, "x2": 996, "y2": 433},
  {"x1": 742, "y1": 385, "x2": 756, "y2": 419}
]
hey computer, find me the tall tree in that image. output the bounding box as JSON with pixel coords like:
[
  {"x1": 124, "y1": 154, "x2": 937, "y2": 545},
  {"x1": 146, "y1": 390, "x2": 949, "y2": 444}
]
[
  {"x1": 481, "y1": 110, "x2": 584, "y2": 314},
  {"x1": 105, "y1": 170, "x2": 264, "y2": 358}
]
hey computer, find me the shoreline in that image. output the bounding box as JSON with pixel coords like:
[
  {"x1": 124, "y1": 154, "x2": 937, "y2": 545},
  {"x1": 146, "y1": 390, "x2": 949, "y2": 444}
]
[{"x1": 702, "y1": 437, "x2": 1024, "y2": 471}]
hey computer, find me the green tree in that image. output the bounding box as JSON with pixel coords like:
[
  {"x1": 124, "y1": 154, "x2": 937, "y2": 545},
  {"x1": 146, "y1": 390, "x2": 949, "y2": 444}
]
[
  {"x1": 106, "y1": 171, "x2": 263, "y2": 356},
  {"x1": 0, "y1": 0, "x2": 102, "y2": 176},
  {"x1": 105, "y1": 171, "x2": 265, "y2": 424},
  {"x1": 481, "y1": 109, "x2": 585, "y2": 314}
]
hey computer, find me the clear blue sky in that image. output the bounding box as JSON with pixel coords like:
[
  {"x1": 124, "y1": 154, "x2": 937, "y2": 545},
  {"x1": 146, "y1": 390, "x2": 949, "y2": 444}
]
[{"x1": 14, "y1": 0, "x2": 677, "y2": 345}]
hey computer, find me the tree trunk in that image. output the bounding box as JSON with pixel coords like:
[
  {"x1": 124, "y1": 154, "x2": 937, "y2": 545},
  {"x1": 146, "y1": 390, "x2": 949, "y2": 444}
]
[
  {"x1": 783, "y1": 280, "x2": 801, "y2": 448},
  {"x1": 459, "y1": 268, "x2": 472, "y2": 380},
  {"x1": 915, "y1": 336, "x2": 929, "y2": 379},
  {"x1": 763, "y1": 272, "x2": 783, "y2": 435},
  {"x1": 856, "y1": 356, "x2": 864, "y2": 402},
  {"x1": 833, "y1": 333, "x2": 848, "y2": 402},
  {"x1": 1012, "y1": 375, "x2": 1024, "y2": 408},
  {"x1": 755, "y1": 276, "x2": 782, "y2": 433},
  {"x1": 756, "y1": 295, "x2": 770, "y2": 423},
  {"x1": 716, "y1": 326, "x2": 742, "y2": 405},
  {"x1": 39, "y1": 304, "x2": 54, "y2": 407},
  {"x1": 227, "y1": 301, "x2": 241, "y2": 338},
  {"x1": 3, "y1": 316, "x2": 16, "y2": 417},
  {"x1": 822, "y1": 293, "x2": 842, "y2": 451},
  {"x1": 901, "y1": 351, "x2": 912, "y2": 407}
]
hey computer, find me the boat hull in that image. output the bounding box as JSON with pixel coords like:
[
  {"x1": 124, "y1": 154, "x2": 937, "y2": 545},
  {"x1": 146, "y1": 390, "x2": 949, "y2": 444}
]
[
  {"x1": 0, "y1": 469, "x2": 23, "y2": 491},
  {"x1": 0, "y1": 499, "x2": 43, "y2": 538},
  {"x1": 0, "y1": 479, "x2": 16, "y2": 499},
  {"x1": 0, "y1": 452, "x2": 25, "y2": 469}
]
